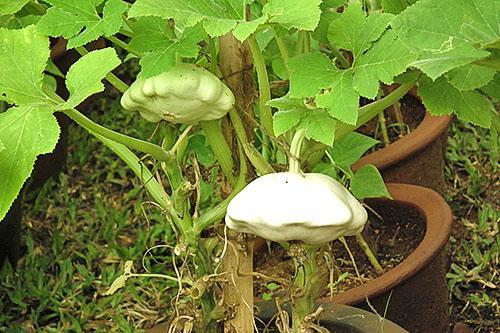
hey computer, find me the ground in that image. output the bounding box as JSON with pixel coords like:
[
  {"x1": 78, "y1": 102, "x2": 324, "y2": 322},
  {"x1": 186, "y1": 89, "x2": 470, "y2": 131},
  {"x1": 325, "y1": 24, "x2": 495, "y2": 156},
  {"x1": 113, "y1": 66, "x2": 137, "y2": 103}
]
[{"x1": 0, "y1": 91, "x2": 498, "y2": 332}]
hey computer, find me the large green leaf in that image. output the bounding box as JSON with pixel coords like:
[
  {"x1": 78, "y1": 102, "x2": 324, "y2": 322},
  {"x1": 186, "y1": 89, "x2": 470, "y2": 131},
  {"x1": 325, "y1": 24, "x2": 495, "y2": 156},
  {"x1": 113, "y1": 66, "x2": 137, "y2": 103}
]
[
  {"x1": 316, "y1": 71, "x2": 359, "y2": 125},
  {"x1": 392, "y1": 0, "x2": 493, "y2": 79},
  {"x1": 329, "y1": 132, "x2": 378, "y2": 168},
  {"x1": 446, "y1": 64, "x2": 496, "y2": 91},
  {"x1": 0, "y1": 0, "x2": 30, "y2": 15},
  {"x1": 0, "y1": 26, "x2": 49, "y2": 105},
  {"x1": 482, "y1": 73, "x2": 500, "y2": 100},
  {"x1": 129, "y1": 0, "x2": 245, "y2": 37},
  {"x1": 263, "y1": 0, "x2": 322, "y2": 31},
  {"x1": 297, "y1": 110, "x2": 336, "y2": 146},
  {"x1": 381, "y1": 0, "x2": 417, "y2": 14},
  {"x1": 37, "y1": 0, "x2": 128, "y2": 48},
  {"x1": 0, "y1": 106, "x2": 60, "y2": 221},
  {"x1": 419, "y1": 76, "x2": 493, "y2": 128},
  {"x1": 288, "y1": 51, "x2": 338, "y2": 98},
  {"x1": 59, "y1": 48, "x2": 121, "y2": 109},
  {"x1": 350, "y1": 165, "x2": 390, "y2": 199},
  {"x1": 136, "y1": 23, "x2": 206, "y2": 78},
  {"x1": 328, "y1": 2, "x2": 393, "y2": 58},
  {"x1": 353, "y1": 30, "x2": 415, "y2": 99},
  {"x1": 268, "y1": 97, "x2": 307, "y2": 136}
]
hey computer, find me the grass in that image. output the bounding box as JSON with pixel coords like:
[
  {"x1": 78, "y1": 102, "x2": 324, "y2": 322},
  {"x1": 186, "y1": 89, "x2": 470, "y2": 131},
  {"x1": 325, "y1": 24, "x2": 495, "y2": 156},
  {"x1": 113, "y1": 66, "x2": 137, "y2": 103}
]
[
  {"x1": 0, "y1": 90, "x2": 177, "y2": 332},
  {"x1": 0, "y1": 88, "x2": 498, "y2": 332},
  {"x1": 445, "y1": 121, "x2": 499, "y2": 332}
]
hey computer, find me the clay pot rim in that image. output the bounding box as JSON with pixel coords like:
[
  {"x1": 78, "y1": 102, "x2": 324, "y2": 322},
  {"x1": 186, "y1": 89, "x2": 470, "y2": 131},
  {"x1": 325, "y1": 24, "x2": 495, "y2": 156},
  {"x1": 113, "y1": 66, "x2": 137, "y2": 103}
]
[
  {"x1": 326, "y1": 183, "x2": 452, "y2": 305},
  {"x1": 352, "y1": 107, "x2": 453, "y2": 171}
]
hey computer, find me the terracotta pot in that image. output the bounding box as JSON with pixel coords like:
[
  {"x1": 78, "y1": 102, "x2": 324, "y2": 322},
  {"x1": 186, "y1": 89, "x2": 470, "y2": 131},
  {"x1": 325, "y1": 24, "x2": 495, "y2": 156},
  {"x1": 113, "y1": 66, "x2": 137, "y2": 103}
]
[
  {"x1": 321, "y1": 183, "x2": 452, "y2": 333},
  {"x1": 353, "y1": 106, "x2": 453, "y2": 195},
  {"x1": 146, "y1": 303, "x2": 408, "y2": 333}
]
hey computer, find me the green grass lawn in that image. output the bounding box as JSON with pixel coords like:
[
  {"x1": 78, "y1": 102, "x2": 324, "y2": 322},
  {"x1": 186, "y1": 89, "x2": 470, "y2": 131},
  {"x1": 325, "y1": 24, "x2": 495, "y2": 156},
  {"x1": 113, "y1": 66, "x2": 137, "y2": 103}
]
[{"x1": 0, "y1": 91, "x2": 498, "y2": 332}]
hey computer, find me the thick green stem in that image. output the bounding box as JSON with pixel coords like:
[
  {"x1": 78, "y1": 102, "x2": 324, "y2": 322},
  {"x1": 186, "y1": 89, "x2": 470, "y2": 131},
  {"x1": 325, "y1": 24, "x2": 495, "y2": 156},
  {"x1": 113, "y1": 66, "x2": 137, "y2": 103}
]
[
  {"x1": 200, "y1": 120, "x2": 236, "y2": 185},
  {"x1": 291, "y1": 245, "x2": 327, "y2": 331},
  {"x1": 229, "y1": 108, "x2": 275, "y2": 175},
  {"x1": 193, "y1": 145, "x2": 247, "y2": 235},
  {"x1": 247, "y1": 35, "x2": 274, "y2": 137},
  {"x1": 355, "y1": 234, "x2": 383, "y2": 274},
  {"x1": 273, "y1": 28, "x2": 290, "y2": 74},
  {"x1": 378, "y1": 110, "x2": 390, "y2": 147},
  {"x1": 105, "y1": 35, "x2": 143, "y2": 57},
  {"x1": 335, "y1": 80, "x2": 417, "y2": 140},
  {"x1": 75, "y1": 46, "x2": 129, "y2": 93},
  {"x1": 63, "y1": 108, "x2": 172, "y2": 161},
  {"x1": 289, "y1": 129, "x2": 306, "y2": 173}
]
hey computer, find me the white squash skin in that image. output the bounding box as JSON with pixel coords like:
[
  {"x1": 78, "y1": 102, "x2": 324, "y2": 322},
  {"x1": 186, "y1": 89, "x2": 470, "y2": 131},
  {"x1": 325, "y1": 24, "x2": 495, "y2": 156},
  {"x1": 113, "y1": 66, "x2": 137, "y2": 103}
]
[
  {"x1": 225, "y1": 173, "x2": 368, "y2": 244},
  {"x1": 120, "y1": 64, "x2": 235, "y2": 124}
]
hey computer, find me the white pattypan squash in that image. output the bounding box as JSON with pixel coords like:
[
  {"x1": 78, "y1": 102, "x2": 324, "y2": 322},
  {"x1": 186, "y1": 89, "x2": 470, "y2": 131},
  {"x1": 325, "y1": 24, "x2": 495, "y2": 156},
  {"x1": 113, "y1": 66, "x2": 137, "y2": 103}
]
[
  {"x1": 121, "y1": 64, "x2": 235, "y2": 124},
  {"x1": 225, "y1": 172, "x2": 367, "y2": 244}
]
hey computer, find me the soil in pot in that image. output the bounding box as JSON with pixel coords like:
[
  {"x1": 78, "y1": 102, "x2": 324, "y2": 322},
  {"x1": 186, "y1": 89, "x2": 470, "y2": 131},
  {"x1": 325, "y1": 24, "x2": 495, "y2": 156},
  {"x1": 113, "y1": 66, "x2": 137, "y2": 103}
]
[
  {"x1": 255, "y1": 183, "x2": 451, "y2": 333},
  {"x1": 254, "y1": 195, "x2": 426, "y2": 297}
]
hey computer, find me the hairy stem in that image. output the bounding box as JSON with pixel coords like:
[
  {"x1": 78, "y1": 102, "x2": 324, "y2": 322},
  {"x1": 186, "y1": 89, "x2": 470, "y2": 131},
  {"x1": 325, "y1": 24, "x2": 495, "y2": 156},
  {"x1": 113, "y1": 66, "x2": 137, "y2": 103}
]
[
  {"x1": 105, "y1": 35, "x2": 143, "y2": 57},
  {"x1": 335, "y1": 79, "x2": 417, "y2": 140},
  {"x1": 200, "y1": 120, "x2": 236, "y2": 185},
  {"x1": 247, "y1": 35, "x2": 274, "y2": 137},
  {"x1": 63, "y1": 108, "x2": 172, "y2": 161}
]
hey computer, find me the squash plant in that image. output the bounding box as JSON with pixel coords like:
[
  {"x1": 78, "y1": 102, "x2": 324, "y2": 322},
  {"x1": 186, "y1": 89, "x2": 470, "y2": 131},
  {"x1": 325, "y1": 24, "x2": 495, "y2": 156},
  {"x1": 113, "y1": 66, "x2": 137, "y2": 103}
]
[{"x1": 0, "y1": 0, "x2": 498, "y2": 331}]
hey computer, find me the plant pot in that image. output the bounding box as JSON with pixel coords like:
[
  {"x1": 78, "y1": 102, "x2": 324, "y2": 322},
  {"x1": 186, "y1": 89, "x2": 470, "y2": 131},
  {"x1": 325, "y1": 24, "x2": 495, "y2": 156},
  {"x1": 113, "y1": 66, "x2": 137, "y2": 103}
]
[
  {"x1": 146, "y1": 303, "x2": 409, "y2": 333},
  {"x1": 322, "y1": 183, "x2": 452, "y2": 333},
  {"x1": 353, "y1": 106, "x2": 453, "y2": 195}
]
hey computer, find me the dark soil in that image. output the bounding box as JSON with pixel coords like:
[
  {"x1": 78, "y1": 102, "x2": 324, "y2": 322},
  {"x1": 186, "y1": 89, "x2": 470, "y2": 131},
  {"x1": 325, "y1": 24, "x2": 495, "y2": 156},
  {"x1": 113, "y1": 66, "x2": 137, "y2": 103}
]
[
  {"x1": 358, "y1": 93, "x2": 426, "y2": 149},
  {"x1": 253, "y1": 200, "x2": 426, "y2": 299}
]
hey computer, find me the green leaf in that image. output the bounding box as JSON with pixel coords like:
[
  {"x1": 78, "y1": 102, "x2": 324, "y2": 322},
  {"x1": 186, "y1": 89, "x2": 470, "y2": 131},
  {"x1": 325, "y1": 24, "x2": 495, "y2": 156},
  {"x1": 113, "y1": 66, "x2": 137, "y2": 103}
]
[
  {"x1": 0, "y1": 26, "x2": 49, "y2": 105},
  {"x1": 446, "y1": 64, "x2": 496, "y2": 91},
  {"x1": 316, "y1": 71, "x2": 359, "y2": 125},
  {"x1": 353, "y1": 30, "x2": 416, "y2": 99},
  {"x1": 298, "y1": 109, "x2": 336, "y2": 146},
  {"x1": 186, "y1": 134, "x2": 215, "y2": 167},
  {"x1": 269, "y1": 97, "x2": 307, "y2": 136},
  {"x1": 288, "y1": 51, "x2": 338, "y2": 98},
  {"x1": 129, "y1": 17, "x2": 174, "y2": 53},
  {"x1": 419, "y1": 76, "x2": 493, "y2": 128},
  {"x1": 263, "y1": 0, "x2": 322, "y2": 31},
  {"x1": 481, "y1": 73, "x2": 500, "y2": 99},
  {"x1": 0, "y1": 0, "x2": 30, "y2": 15},
  {"x1": 0, "y1": 139, "x2": 4, "y2": 153},
  {"x1": 311, "y1": 162, "x2": 338, "y2": 179},
  {"x1": 329, "y1": 132, "x2": 378, "y2": 168},
  {"x1": 0, "y1": 106, "x2": 60, "y2": 221},
  {"x1": 312, "y1": 4, "x2": 341, "y2": 44},
  {"x1": 139, "y1": 24, "x2": 206, "y2": 78},
  {"x1": 59, "y1": 48, "x2": 121, "y2": 109},
  {"x1": 350, "y1": 165, "x2": 390, "y2": 200},
  {"x1": 392, "y1": 0, "x2": 492, "y2": 79},
  {"x1": 328, "y1": 2, "x2": 393, "y2": 58},
  {"x1": 381, "y1": 0, "x2": 417, "y2": 14},
  {"x1": 37, "y1": 0, "x2": 128, "y2": 49},
  {"x1": 129, "y1": 0, "x2": 245, "y2": 37},
  {"x1": 458, "y1": 0, "x2": 500, "y2": 47},
  {"x1": 233, "y1": 15, "x2": 268, "y2": 42}
]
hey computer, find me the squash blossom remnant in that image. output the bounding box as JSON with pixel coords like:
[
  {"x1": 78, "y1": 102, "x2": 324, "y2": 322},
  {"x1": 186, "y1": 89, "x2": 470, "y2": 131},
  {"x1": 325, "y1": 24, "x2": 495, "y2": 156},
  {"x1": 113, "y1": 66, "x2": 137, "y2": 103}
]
[{"x1": 121, "y1": 63, "x2": 235, "y2": 124}]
